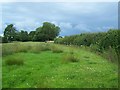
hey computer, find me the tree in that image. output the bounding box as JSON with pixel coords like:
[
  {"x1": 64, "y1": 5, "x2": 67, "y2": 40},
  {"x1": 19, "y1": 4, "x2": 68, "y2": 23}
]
[
  {"x1": 29, "y1": 31, "x2": 36, "y2": 41},
  {"x1": 4, "y1": 24, "x2": 17, "y2": 42},
  {"x1": 41, "y1": 22, "x2": 60, "y2": 40},
  {"x1": 34, "y1": 22, "x2": 60, "y2": 41},
  {"x1": 15, "y1": 32, "x2": 21, "y2": 41},
  {"x1": 33, "y1": 27, "x2": 46, "y2": 41},
  {"x1": 0, "y1": 36, "x2": 2, "y2": 43},
  {"x1": 19, "y1": 30, "x2": 29, "y2": 42}
]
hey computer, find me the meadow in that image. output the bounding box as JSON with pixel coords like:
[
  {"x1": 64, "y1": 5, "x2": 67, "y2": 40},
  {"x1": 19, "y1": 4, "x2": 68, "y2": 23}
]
[{"x1": 2, "y1": 42, "x2": 118, "y2": 88}]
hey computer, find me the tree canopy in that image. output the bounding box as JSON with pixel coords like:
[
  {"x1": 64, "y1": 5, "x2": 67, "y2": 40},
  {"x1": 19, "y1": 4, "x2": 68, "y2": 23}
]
[
  {"x1": 4, "y1": 24, "x2": 17, "y2": 42},
  {"x1": 33, "y1": 22, "x2": 60, "y2": 41},
  {"x1": 2, "y1": 22, "x2": 61, "y2": 42}
]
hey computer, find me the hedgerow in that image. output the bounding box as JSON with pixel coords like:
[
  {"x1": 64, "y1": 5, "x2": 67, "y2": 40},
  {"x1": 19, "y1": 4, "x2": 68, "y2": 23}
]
[{"x1": 54, "y1": 29, "x2": 120, "y2": 63}]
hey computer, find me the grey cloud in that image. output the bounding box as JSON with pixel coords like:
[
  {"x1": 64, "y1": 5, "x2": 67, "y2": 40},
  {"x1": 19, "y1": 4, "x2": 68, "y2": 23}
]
[{"x1": 1, "y1": 2, "x2": 118, "y2": 36}]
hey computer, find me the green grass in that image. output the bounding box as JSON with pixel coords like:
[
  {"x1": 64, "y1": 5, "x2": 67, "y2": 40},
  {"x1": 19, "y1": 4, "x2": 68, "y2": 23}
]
[
  {"x1": 2, "y1": 42, "x2": 118, "y2": 88},
  {"x1": 62, "y1": 52, "x2": 79, "y2": 63},
  {"x1": 51, "y1": 46, "x2": 63, "y2": 53},
  {"x1": 5, "y1": 56, "x2": 24, "y2": 66}
]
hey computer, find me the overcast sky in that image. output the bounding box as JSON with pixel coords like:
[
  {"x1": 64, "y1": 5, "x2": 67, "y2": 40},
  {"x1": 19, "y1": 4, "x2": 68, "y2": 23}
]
[{"x1": 1, "y1": 2, "x2": 118, "y2": 36}]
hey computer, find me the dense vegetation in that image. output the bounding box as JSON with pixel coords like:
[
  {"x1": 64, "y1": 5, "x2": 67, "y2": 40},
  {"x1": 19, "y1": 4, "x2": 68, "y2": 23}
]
[
  {"x1": 2, "y1": 42, "x2": 118, "y2": 88},
  {"x1": 54, "y1": 29, "x2": 120, "y2": 63},
  {"x1": 2, "y1": 22, "x2": 60, "y2": 43}
]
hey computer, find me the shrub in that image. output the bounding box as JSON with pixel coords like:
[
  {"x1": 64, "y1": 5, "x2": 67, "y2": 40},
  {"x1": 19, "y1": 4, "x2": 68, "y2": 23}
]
[{"x1": 5, "y1": 56, "x2": 24, "y2": 65}]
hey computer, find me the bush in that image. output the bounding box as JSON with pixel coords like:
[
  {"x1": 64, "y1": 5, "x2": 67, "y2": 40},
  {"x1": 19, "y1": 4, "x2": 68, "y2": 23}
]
[{"x1": 5, "y1": 56, "x2": 24, "y2": 65}]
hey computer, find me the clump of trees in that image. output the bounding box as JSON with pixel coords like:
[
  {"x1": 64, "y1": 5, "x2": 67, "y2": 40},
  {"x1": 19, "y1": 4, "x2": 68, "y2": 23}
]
[
  {"x1": 54, "y1": 29, "x2": 119, "y2": 51},
  {"x1": 54, "y1": 29, "x2": 120, "y2": 63},
  {"x1": 2, "y1": 22, "x2": 60, "y2": 43},
  {"x1": 33, "y1": 22, "x2": 60, "y2": 41}
]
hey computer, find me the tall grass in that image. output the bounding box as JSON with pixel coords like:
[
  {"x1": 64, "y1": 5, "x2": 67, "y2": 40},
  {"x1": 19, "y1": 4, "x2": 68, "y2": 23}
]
[
  {"x1": 5, "y1": 56, "x2": 24, "y2": 65},
  {"x1": 2, "y1": 44, "x2": 15, "y2": 56},
  {"x1": 39, "y1": 43, "x2": 51, "y2": 51},
  {"x1": 102, "y1": 47, "x2": 118, "y2": 64},
  {"x1": 82, "y1": 45, "x2": 118, "y2": 64},
  {"x1": 62, "y1": 51, "x2": 78, "y2": 63},
  {"x1": 51, "y1": 47, "x2": 63, "y2": 53},
  {"x1": 2, "y1": 43, "x2": 30, "y2": 56},
  {"x1": 30, "y1": 43, "x2": 51, "y2": 53},
  {"x1": 2, "y1": 43, "x2": 52, "y2": 55}
]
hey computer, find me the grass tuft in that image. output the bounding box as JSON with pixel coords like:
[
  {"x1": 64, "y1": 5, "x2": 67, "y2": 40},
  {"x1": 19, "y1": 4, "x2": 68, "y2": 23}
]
[
  {"x1": 62, "y1": 52, "x2": 78, "y2": 63},
  {"x1": 51, "y1": 46, "x2": 63, "y2": 53},
  {"x1": 5, "y1": 56, "x2": 24, "y2": 65},
  {"x1": 39, "y1": 44, "x2": 51, "y2": 51}
]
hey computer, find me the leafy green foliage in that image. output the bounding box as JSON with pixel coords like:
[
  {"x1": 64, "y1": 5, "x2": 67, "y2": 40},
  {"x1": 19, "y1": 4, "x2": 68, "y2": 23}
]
[
  {"x1": 0, "y1": 36, "x2": 2, "y2": 43},
  {"x1": 19, "y1": 30, "x2": 29, "y2": 42},
  {"x1": 54, "y1": 29, "x2": 119, "y2": 50},
  {"x1": 3, "y1": 24, "x2": 18, "y2": 42},
  {"x1": 33, "y1": 22, "x2": 60, "y2": 41},
  {"x1": 28, "y1": 31, "x2": 36, "y2": 41},
  {"x1": 2, "y1": 37, "x2": 8, "y2": 43},
  {"x1": 2, "y1": 22, "x2": 60, "y2": 43},
  {"x1": 54, "y1": 29, "x2": 119, "y2": 62}
]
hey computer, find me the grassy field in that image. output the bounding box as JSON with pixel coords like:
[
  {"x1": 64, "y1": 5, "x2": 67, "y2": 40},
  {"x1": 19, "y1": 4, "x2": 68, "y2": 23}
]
[{"x1": 2, "y1": 42, "x2": 118, "y2": 88}]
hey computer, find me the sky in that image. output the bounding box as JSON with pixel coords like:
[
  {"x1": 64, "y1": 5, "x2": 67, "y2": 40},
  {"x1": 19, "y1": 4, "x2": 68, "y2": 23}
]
[{"x1": 0, "y1": 2, "x2": 118, "y2": 36}]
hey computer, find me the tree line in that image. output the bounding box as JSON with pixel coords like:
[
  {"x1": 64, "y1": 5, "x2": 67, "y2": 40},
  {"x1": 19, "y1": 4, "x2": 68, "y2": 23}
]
[
  {"x1": 54, "y1": 29, "x2": 120, "y2": 59},
  {"x1": 1, "y1": 22, "x2": 60, "y2": 43}
]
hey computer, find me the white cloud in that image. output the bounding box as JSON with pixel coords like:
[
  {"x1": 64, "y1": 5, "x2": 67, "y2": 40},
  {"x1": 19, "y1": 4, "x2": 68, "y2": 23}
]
[
  {"x1": 51, "y1": 21, "x2": 59, "y2": 26},
  {"x1": 57, "y1": 3, "x2": 102, "y2": 14},
  {"x1": 14, "y1": 19, "x2": 41, "y2": 32},
  {"x1": 96, "y1": 26, "x2": 114, "y2": 32},
  {"x1": 60, "y1": 22, "x2": 72, "y2": 29},
  {"x1": 0, "y1": 34, "x2": 3, "y2": 36},
  {"x1": 74, "y1": 24, "x2": 91, "y2": 32}
]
